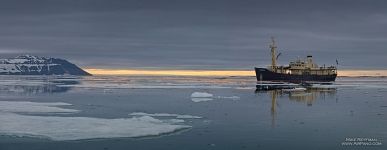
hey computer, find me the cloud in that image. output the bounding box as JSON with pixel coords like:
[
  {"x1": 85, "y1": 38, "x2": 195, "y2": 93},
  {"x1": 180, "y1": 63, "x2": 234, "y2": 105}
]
[{"x1": 0, "y1": 0, "x2": 386, "y2": 69}]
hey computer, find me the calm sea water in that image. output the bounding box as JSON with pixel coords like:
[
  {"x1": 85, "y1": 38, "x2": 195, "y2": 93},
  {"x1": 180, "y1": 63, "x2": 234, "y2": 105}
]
[{"x1": 0, "y1": 75, "x2": 386, "y2": 150}]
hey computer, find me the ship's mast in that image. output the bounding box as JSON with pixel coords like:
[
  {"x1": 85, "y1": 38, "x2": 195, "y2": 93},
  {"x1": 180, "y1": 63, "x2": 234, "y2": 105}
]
[{"x1": 270, "y1": 37, "x2": 277, "y2": 71}]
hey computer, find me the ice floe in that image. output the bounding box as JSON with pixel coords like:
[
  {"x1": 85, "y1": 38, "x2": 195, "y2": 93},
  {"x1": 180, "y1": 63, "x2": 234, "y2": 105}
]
[
  {"x1": 0, "y1": 101, "x2": 194, "y2": 141},
  {"x1": 216, "y1": 96, "x2": 240, "y2": 100},
  {"x1": 191, "y1": 98, "x2": 214, "y2": 102},
  {"x1": 0, "y1": 113, "x2": 190, "y2": 141},
  {"x1": 191, "y1": 92, "x2": 213, "y2": 98},
  {"x1": 0, "y1": 101, "x2": 79, "y2": 114},
  {"x1": 129, "y1": 112, "x2": 202, "y2": 119},
  {"x1": 190, "y1": 92, "x2": 214, "y2": 102},
  {"x1": 190, "y1": 92, "x2": 240, "y2": 102}
]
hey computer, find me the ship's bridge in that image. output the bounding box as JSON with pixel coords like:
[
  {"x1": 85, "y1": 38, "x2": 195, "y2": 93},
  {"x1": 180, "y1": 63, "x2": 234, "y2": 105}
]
[
  {"x1": 289, "y1": 55, "x2": 318, "y2": 69},
  {"x1": 270, "y1": 55, "x2": 337, "y2": 76}
]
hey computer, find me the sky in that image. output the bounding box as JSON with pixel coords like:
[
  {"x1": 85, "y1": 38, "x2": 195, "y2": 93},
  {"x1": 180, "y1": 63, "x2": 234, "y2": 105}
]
[{"x1": 0, "y1": 0, "x2": 386, "y2": 70}]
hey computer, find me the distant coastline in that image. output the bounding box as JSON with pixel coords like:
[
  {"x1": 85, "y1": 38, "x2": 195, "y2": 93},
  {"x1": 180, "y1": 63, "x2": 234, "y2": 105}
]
[
  {"x1": 0, "y1": 55, "x2": 91, "y2": 76},
  {"x1": 84, "y1": 69, "x2": 387, "y2": 77}
]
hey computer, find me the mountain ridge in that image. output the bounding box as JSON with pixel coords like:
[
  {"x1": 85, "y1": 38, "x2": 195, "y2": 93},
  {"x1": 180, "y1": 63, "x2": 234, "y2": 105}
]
[{"x1": 0, "y1": 55, "x2": 91, "y2": 76}]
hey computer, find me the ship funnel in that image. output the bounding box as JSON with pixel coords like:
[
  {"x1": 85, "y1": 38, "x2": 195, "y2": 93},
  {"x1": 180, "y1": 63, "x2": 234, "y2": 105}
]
[{"x1": 306, "y1": 55, "x2": 313, "y2": 67}]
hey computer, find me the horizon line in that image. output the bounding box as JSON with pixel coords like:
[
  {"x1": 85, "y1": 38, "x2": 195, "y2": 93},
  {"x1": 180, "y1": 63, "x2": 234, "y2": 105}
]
[{"x1": 84, "y1": 68, "x2": 387, "y2": 77}]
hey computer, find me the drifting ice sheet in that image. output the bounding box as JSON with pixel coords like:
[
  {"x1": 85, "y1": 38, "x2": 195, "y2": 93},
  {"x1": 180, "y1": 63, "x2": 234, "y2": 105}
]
[
  {"x1": 0, "y1": 113, "x2": 190, "y2": 141},
  {"x1": 0, "y1": 101, "x2": 79, "y2": 114},
  {"x1": 0, "y1": 101, "x2": 192, "y2": 141},
  {"x1": 129, "y1": 112, "x2": 202, "y2": 119},
  {"x1": 190, "y1": 92, "x2": 240, "y2": 102},
  {"x1": 191, "y1": 92, "x2": 213, "y2": 98},
  {"x1": 191, "y1": 98, "x2": 214, "y2": 102},
  {"x1": 216, "y1": 96, "x2": 240, "y2": 100}
]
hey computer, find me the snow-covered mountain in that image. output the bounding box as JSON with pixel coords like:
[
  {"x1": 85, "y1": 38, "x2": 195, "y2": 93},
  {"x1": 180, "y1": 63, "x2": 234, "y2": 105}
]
[{"x1": 0, "y1": 55, "x2": 91, "y2": 76}]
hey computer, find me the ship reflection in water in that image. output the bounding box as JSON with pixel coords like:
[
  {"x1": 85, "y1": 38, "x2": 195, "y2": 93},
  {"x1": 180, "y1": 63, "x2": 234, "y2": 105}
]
[
  {"x1": 0, "y1": 76, "x2": 80, "y2": 95},
  {"x1": 286, "y1": 88, "x2": 337, "y2": 106},
  {"x1": 256, "y1": 87, "x2": 337, "y2": 128}
]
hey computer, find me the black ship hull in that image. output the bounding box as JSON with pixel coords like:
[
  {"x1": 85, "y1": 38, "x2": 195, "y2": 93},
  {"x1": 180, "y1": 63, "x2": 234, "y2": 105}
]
[{"x1": 255, "y1": 68, "x2": 336, "y2": 83}]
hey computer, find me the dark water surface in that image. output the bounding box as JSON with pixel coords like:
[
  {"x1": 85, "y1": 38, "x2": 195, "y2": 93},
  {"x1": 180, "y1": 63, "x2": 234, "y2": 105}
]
[{"x1": 0, "y1": 76, "x2": 386, "y2": 150}]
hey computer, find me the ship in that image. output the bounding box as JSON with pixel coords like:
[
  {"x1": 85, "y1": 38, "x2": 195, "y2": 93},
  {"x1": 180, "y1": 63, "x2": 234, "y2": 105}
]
[{"x1": 255, "y1": 38, "x2": 337, "y2": 83}]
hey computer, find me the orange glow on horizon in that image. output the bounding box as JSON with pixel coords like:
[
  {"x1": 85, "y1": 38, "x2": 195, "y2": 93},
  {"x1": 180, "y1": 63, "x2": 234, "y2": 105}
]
[
  {"x1": 85, "y1": 69, "x2": 255, "y2": 76},
  {"x1": 337, "y1": 70, "x2": 387, "y2": 77},
  {"x1": 85, "y1": 68, "x2": 387, "y2": 77}
]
